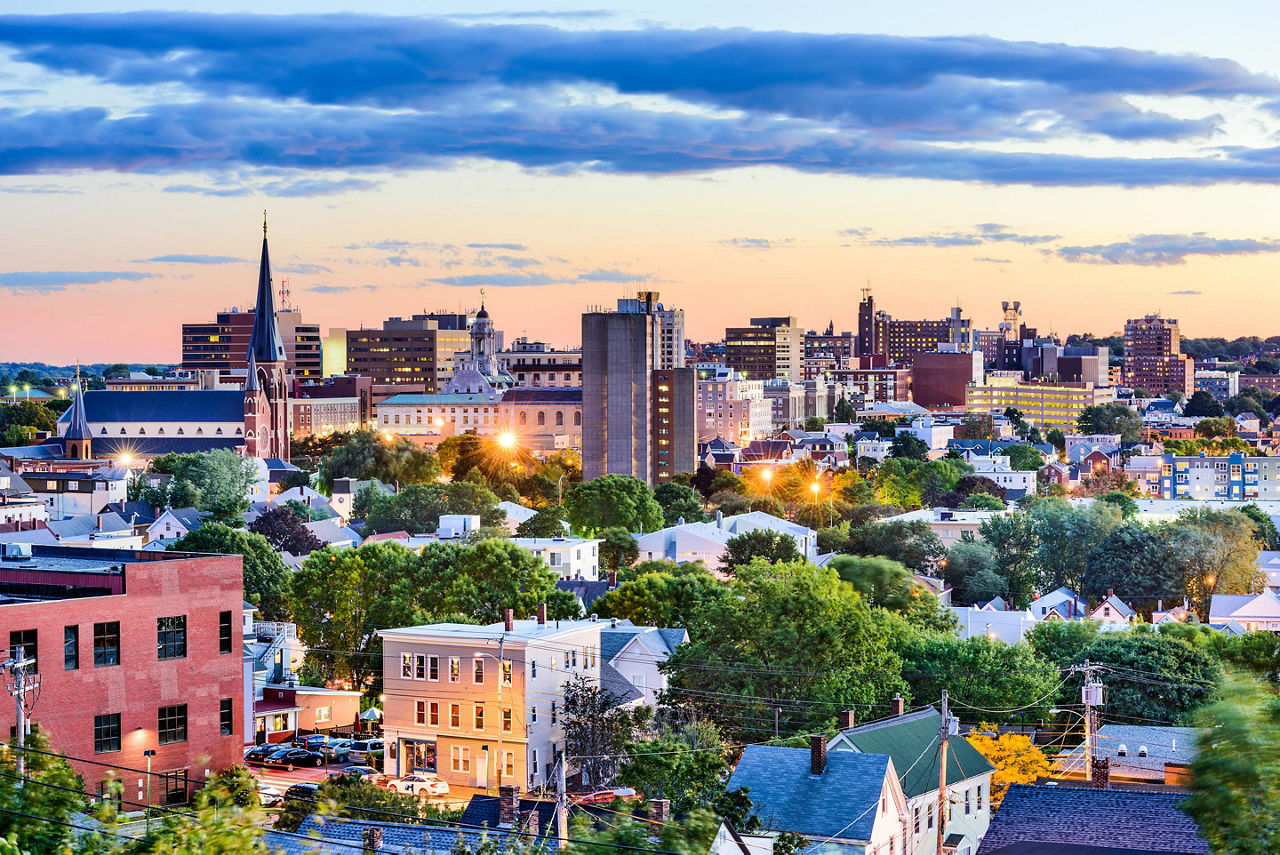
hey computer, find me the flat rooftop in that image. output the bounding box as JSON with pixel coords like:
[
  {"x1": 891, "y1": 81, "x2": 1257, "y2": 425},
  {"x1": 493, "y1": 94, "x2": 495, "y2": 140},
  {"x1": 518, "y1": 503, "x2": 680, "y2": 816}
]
[
  {"x1": 0, "y1": 544, "x2": 199, "y2": 573},
  {"x1": 380, "y1": 618, "x2": 604, "y2": 643}
]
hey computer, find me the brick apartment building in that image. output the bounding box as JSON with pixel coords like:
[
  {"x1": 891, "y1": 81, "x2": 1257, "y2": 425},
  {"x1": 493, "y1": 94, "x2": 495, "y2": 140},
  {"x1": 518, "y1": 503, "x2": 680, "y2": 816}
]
[
  {"x1": 1124, "y1": 315, "x2": 1194, "y2": 396},
  {"x1": 182, "y1": 307, "x2": 322, "y2": 379},
  {"x1": 0, "y1": 545, "x2": 245, "y2": 806}
]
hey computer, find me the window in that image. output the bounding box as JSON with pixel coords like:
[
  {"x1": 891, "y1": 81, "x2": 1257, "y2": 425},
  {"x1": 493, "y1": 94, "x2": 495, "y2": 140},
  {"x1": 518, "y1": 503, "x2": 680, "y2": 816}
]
[
  {"x1": 474, "y1": 704, "x2": 485, "y2": 730},
  {"x1": 449, "y1": 657, "x2": 460, "y2": 682},
  {"x1": 531, "y1": 748, "x2": 538, "y2": 774},
  {"x1": 416, "y1": 701, "x2": 427, "y2": 725},
  {"x1": 531, "y1": 660, "x2": 537, "y2": 678},
  {"x1": 451, "y1": 746, "x2": 471, "y2": 772},
  {"x1": 505, "y1": 751, "x2": 515, "y2": 777},
  {"x1": 94, "y1": 713, "x2": 120, "y2": 753},
  {"x1": 450, "y1": 704, "x2": 461, "y2": 728},
  {"x1": 93, "y1": 622, "x2": 120, "y2": 667},
  {"x1": 503, "y1": 707, "x2": 513, "y2": 733},
  {"x1": 964, "y1": 788, "x2": 971, "y2": 815},
  {"x1": 220, "y1": 699, "x2": 234, "y2": 735},
  {"x1": 572, "y1": 650, "x2": 578, "y2": 668},
  {"x1": 415, "y1": 654, "x2": 427, "y2": 680},
  {"x1": 157, "y1": 616, "x2": 187, "y2": 660},
  {"x1": 927, "y1": 803, "x2": 934, "y2": 829},
  {"x1": 160, "y1": 770, "x2": 188, "y2": 806},
  {"x1": 551, "y1": 702, "x2": 557, "y2": 725},
  {"x1": 64, "y1": 626, "x2": 79, "y2": 671},
  {"x1": 428, "y1": 655, "x2": 439, "y2": 681},
  {"x1": 976, "y1": 783, "x2": 984, "y2": 811},
  {"x1": 159, "y1": 704, "x2": 188, "y2": 745},
  {"x1": 402, "y1": 653, "x2": 413, "y2": 678},
  {"x1": 474, "y1": 658, "x2": 485, "y2": 683},
  {"x1": 219, "y1": 611, "x2": 233, "y2": 654},
  {"x1": 429, "y1": 702, "x2": 439, "y2": 727},
  {"x1": 563, "y1": 651, "x2": 570, "y2": 668},
  {"x1": 630, "y1": 674, "x2": 646, "y2": 690},
  {"x1": 9, "y1": 630, "x2": 36, "y2": 673},
  {"x1": 530, "y1": 705, "x2": 538, "y2": 723},
  {"x1": 502, "y1": 660, "x2": 512, "y2": 686},
  {"x1": 913, "y1": 806, "x2": 921, "y2": 835}
]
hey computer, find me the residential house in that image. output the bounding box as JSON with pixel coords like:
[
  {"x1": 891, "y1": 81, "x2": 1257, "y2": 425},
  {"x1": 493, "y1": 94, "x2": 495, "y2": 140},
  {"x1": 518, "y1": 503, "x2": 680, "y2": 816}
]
[
  {"x1": 599, "y1": 620, "x2": 688, "y2": 707},
  {"x1": 724, "y1": 738, "x2": 908, "y2": 855},
  {"x1": 1052, "y1": 724, "x2": 1197, "y2": 786},
  {"x1": 633, "y1": 511, "x2": 817, "y2": 566},
  {"x1": 497, "y1": 501, "x2": 539, "y2": 534},
  {"x1": 951, "y1": 606, "x2": 1038, "y2": 644},
  {"x1": 378, "y1": 608, "x2": 602, "y2": 790},
  {"x1": 511, "y1": 536, "x2": 602, "y2": 581},
  {"x1": 330, "y1": 477, "x2": 394, "y2": 524},
  {"x1": 975, "y1": 785, "x2": 1209, "y2": 855},
  {"x1": 967, "y1": 455, "x2": 1036, "y2": 497},
  {"x1": 1256, "y1": 550, "x2": 1280, "y2": 592},
  {"x1": 24, "y1": 469, "x2": 129, "y2": 519},
  {"x1": 852, "y1": 432, "x2": 894, "y2": 464},
  {"x1": 829, "y1": 706, "x2": 994, "y2": 855},
  {"x1": 45, "y1": 511, "x2": 142, "y2": 549},
  {"x1": 1209, "y1": 589, "x2": 1280, "y2": 632},
  {"x1": 268, "y1": 486, "x2": 336, "y2": 517},
  {"x1": 1027, "y1": 587, "x2": 1089, "y2": 621},
  {"x1": 147, "y1": 507, "x2": 206, "y2": 542},
  {"x1": 1089, "y1": 591, "x2": 1137, "y2": 630},
  {"x1": 877, "y1": 508, "x2": 1008, "y2": 549}
]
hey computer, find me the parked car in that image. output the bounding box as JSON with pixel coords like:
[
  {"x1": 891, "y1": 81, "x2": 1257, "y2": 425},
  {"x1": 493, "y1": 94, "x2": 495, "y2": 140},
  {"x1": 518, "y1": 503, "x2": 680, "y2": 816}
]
[
  {"x1": 257, "y1": 782, "x2": 284, "y2": 808},
  {"x1": 244, "y1": 745, "x2": 278, "y2": 765},
  {"x1": 571, "y1": 788, "x2": 639, "y2": 806},
  {"x1": 348, "y1": 739, "x2": 384, "y2": 763},
  {"x1": 323, "y1": 738, "x2": 353, "y2": 762},
  {"x1": 385, "y1": 774, "x2": 450, "y2": 797},
  {"x1": 262, "y1": 747, "x2": 325, "y2": 770},
  {"x1": 293, "y1": 734, "x2": 328, "y2": 751},
  {"x1": 328, "y1": 766, "x2": 386, "y2": 786},
  {"x1": 284, "y1": 782, "x2": 320, "y2": 802}
]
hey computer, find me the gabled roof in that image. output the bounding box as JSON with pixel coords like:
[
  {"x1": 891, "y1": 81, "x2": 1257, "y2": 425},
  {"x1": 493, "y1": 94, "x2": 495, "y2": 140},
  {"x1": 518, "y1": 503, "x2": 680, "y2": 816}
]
[
  {"x1": 599, "y1": 661, "x2": 644, "y2": 706},
  {"x1": 103, "y1": 501, "x2": 159, "y2": 525},
  {"x1": 56, "y1": 390, "x2": 245, "y2": 425},
  {"x1": 726, "y1": 745, "x2": 890, "y2": 842},
  {"x1": 600, "y1": 622, "x2": 688, "y2": 663},
  {"x1": 975, "y1": 785, "x2": 1208, "y2": 855},
  {"x1": 1091, "y1": 594, "x2": 1136, "y2": 619},
  {"x1": 45, "y1": 512, "x2": 132, "y2": 539},
  {"x1": 273, "y1": 814, "x2": 550, "y2": 854},
  {"x1": 151, "y1": 507, "x2": 206, "y2": 532},
  {"x1": 829, "y1": 707, "x2": 993, "y2": 798},
  {"x1": 459, "y1": 794, "x2": 559, "y2": 845},
  {"x1": 555, "y1": 579, "x2": 611, "y2": 611}
]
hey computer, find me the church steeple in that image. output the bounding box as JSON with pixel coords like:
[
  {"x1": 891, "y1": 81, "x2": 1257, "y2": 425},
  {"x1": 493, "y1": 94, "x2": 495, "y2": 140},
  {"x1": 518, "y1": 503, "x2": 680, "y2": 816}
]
[
  {"x1": 64, "y1": 367, "x2": 93, "y2": 460},
  {"x1": 248, "y1": 210, "x2": 285, "y2": 364}
]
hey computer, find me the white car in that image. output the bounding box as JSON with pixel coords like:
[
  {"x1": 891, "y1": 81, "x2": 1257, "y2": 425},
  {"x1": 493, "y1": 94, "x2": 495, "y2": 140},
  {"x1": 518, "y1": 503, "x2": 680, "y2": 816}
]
[
  {"x1": 257, "y1": 782, "x2": 284, "y2": 807},
  {"x1": 385, "y1": 774, "x2": 450, "y2": 797}
]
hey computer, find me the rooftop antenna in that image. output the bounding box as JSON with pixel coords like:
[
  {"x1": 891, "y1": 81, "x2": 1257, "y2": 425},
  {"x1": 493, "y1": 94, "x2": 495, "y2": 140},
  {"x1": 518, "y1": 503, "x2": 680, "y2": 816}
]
[
  {"x1": 279, "y1": 276, "x2": 291, "y2": 312},
  {"x1": 263, "y1": 209, "x2": 268, "y2": 237}
]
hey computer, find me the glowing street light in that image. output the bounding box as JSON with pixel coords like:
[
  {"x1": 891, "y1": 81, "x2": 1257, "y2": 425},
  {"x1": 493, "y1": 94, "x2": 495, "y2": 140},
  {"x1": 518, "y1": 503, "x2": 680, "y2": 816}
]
[
  {"x1": 496, "y1": 432, "x2": 517, "y2": 450},
  {"x1": 119, "y1": 454, "x2": 134, "y2": 467},
  {"x1": 810, "y1": 480, "x2": 820, "y2": 497}
]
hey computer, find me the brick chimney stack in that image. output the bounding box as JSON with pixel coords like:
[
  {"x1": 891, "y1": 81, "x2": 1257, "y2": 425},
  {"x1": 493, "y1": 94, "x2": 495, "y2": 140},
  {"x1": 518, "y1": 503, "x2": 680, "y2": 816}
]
[
  {"x1": 519, "y1": 809, "x2": 541, "y2": 838},
  {"x1": 504, "y1": 608, "x2": 514, "y2": 632},
  {"x1": 891, "y1": 694, "x2": 905, "y2": 717},
  {"x1": 838, "y1": 710, "x2": 855, "y2": 730},
  {"x1": 1091, "y1": 757, "x2": 1111, "y2": 789},
  {"x1": 362, "y1": 827, "x2": 383, "y2": 852},
  {"x1": 536, "y1": 602, "x2": 547, "y2": 626},
  {"x1": 608, "y1": 570, "x2": 617, "y2": 588},
  {"x1": 498, "y1": 784, "x2": 521, "y2": 827},
  {"x1": 810, "y1": 734, "x2": 827, "y2": 775},
  {"x1": 648, "y1": 799, "x2": 671, "y2": 836}
]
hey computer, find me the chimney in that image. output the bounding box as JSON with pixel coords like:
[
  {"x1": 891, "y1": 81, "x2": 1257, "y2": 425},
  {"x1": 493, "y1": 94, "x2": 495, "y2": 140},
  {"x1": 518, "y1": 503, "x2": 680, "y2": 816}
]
[
  {"x1": 1107, "y1": 588, "x2": 1114, "y2": 598},
  {"x1": 838, "y1": 710, "x2": 855, "y2": 730},
  {"x1": 648, "y1": 799, "x2": 671, "y2": 836},
  {"x1": 519, "y1": 808, "x2": 541, "y2": 838},
  {"x1": 536, "y1": 603, "x2": 546, "y2": 626},
  {"x1": 362, "y1": 827, "x2": 383, "y2": 852},
  {"x1": 716, "y1": 510, "x2": 724, "y2": 528},
  {"x1": 1090, "y1": 756, "x2": 1111, "y2": 789},
  {"x1": 1157, "y1": 599, "x2": 1163, "y2": 613},
  {"x1": 498, "y1": 784, "x2": 520, "y2": 827},
  {"x1": 890, "y1": 694, "x2": 905, "y2": 717},
  {"x1": 504, "y1": 608, "x2": 514, "y2": 632},
  {"x1": 810, "y1": 734, "x2": 827, "y2": 775},
  {"x1": 96, "y1": 515, "x2": 103, "y2": 531}
]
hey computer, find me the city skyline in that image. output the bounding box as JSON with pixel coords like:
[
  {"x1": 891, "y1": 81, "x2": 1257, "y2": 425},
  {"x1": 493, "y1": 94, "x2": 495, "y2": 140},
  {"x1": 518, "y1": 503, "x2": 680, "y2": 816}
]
[{"x1": 6, "y1": 1, "x2": 1280, "y2": 361}]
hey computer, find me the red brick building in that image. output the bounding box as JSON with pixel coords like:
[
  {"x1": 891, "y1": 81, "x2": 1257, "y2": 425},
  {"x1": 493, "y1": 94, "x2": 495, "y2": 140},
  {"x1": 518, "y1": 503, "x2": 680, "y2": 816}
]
[{"x1": 0, "y1": 545, "x2": 245, "y2": 806}]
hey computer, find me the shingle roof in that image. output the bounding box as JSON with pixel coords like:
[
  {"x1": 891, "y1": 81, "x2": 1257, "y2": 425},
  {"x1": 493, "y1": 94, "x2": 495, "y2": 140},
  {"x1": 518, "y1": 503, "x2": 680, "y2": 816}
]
[
  {"x1": 56, "y1": 390, "x2": 245, "y2": 424},
  {"x1": 458, "y1": 794, "x2": 559, "y2": 844},
  {"x1": 831, "y1": 707, "x2": 993, "y2": 798},
  {"x1": 272, "y1": 814, "x2": 547, "y2": 854},
  {"x1": 499, "y1": 387, "x2": 582, "y2": 404},
  {"x1": 1054, "y1": 725, "x2": 1197, "y2": 778},
  {"x1": 726, "y1": 745, "x2": 889, "y2": 841},
  {"x1": 45, "y1": 512, "x2": 132, "y2": 539},
  {"x1": 599, "y1": 661, "x2": 644, "y2": 705},
  {"x1": 975, "y1": 785, "x2": 1209, "y2": 854},
  {"x1": 555, "y1": 579, "x2": 611, "y2": 611}
]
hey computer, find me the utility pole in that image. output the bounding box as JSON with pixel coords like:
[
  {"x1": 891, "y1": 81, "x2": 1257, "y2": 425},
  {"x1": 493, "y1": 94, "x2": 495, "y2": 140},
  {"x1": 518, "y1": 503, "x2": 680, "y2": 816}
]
[
  {"x1": 3, "y1": 645, "x2": 39, "y2": 779},
  {"x1": 556, "y1": 757, "x2": 569, "y2": 850},
  {"x1": 936, "y1": 690, "x2": 955, "y2": 855},
  {"x1": 496, "y1": 634, "x2": 505, "y2": 792},
  {"x1": 1079, "y1": 661, "x2": 1106, "y2": 787},
  {"x1": 774, "y1": 707, "x2": 780, "y2": 740}
]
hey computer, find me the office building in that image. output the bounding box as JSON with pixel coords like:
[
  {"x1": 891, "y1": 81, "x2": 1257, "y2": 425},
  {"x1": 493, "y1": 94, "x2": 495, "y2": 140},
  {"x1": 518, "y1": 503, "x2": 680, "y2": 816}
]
[
  {"x1": 725, "y1": 316, "x2": 802, "y2": 381},
  {"x1": 1194, "y1": 370, "x2": 1240, "y2": 402},
  {"x1": 345, "y1": 315, "x2": 473, "y2": 390},
  {"x1": 912, "y1": 349, "x2": 984, "y2": 408},
  {"x1": 652, "y1": 368, "x2": 697, "y2": 482},
  {"x1": 497, "y1": 339, "x2": 582, "y2": 388},
  {"x1": 966, "y1": 374, "x2": 1114, "y2": 430},
  {"x1": 803, "y1": 323, "x2": 856, "y2": 379},
  {"x1": 857, "y1": 293, "x2": 972, "y2": 365},
  {"x1": 1124, "y1": 315, "x2": 1194, "y2": 396},
  {"x1": 1058, "y1": 345, "x2": 1111, "y2": 387},
  {"x1": 321, "y1": 328, "x2": 347, "y2": 377},
  {"x1": 695, "y1": 367, "x2": 770, "y2": 445},
  {"x1": 181, "y1": 308, "x2": 322, "y2": 380},
  {"x1": 0, "y1": 544, "x2": 245, "y2": 805}
]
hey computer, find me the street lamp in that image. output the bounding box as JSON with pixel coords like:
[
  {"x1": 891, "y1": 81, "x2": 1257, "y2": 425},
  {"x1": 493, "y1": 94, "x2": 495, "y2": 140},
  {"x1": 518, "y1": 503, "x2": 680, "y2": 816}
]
[
  {"x1": 496, "y1": 431, "x2": 517, "y2": 450},
  {"x1": 142, "y1": 749, "x2": 156, "y2": 834},
  {"x1": 1203, "y1": 574, "x2": 1218, "y2": 621}
]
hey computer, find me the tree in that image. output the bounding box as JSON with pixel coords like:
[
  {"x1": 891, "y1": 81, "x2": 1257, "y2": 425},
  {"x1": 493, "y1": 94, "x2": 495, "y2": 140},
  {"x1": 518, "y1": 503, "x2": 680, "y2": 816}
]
[
  {"x1": 564, "y1": 475, "x2": 663, "y2": 535},
  {"x1": 1046, "y1": 428, "x2": 1066, "y2": 452},
  {"x1": 829, "y1": 555, "x2": 916, "y2": 610},
  {"x1": 0, "y1": 400, "x2": 57, "y2": 433},
  {"x1": 562, "y1": 673, "x2": 652, "y2": 786},
  {"x1": 1239, "y1": 503, "x2": 1279, "y2": 549},
  {"x1": 594, "y1": 571, "x2": 729, "y2": 635},
  {"x1": 944, "y1": 540, "x2": 1006, "y2": 605},
  {"x1": 599, "y1": 526, "x2": 639, "y2": 570},
  {"x1": 954, "y1": 475, "x2": 1006, "y2": 501},
  {"x1": 411, "y1": 539, "x2": 579, "y2": 625},
  {"x1": 860, "y1": 418, "x2": 899, "y2": 438},
  {"x1": 1097, "y1": 490, "x2": 1138, "y2": 519},
  {"x1": 170, "y1": 524, "x2": 290, "y2": 619},
  {"x1": 897, "y1": 635, "x2": 1059, "y2": 721},
  {"x1": 1076, "y1": 403, "x2": 1143, "y2": 443},
  {"x1": 277, "y1": 469, "x2": 312, "y2": 491},
  {"x1": 965, "y1": 725, "x2": 1052, "y2": 808},
  {"x1": 1083, "y1": 633, "x2": 1223, "y2": 723},
  {"x1": 653, "y1": 482, "x2": 707, "y2": 527},
  {"x1": 1195, "y1": 416, "x2": 1235, "y2": 438},
  {"x1": 1184, "y1": 673, "x2": 1280, "y2": 855},
  {"x1": 833, "y1": 398, "x2": 856, "y2": 423},
  {"x1": 1026, "y1": 619, "x2": 1100, "y2": 669},
  {"x1": 844, "y1": 519, "x2": 945, "y2": 571},
  {"x1": 284, "y1": 497, "x2": 327, "y2": 521},
  {"x1": 1165, "y1": 508, "x2": 1266, "y2": 615},
  {"x1": 1, "y1": 425, "x2": 31, "y2": 447},
  {"x1": 719, "y1": 529, "x2": 800, "y2": 572},
  {"x1": 1081, "y1": 523, "x2": 1180, "y2": 612},
  {"x1": 318, "y1": 430, "x2": 441, "y2": 489},
  {"x1": 1183, "y1": 390, "x2": 1225, "y2": 418},
  {"x1": 1074, "y1": 468, "x2": 1138, "y2": 498},
  {"x1": 514, "y1": 504, "x2": 568, "y2": 538},
  {"x1": 363, "y1": 483, "x2": 449, "y2": 534},
  {"x1": 1030, "y1": 499, "x2": 1121, "y2": 594},
  {"x1": 1003, "y1": 444, "x2": 1044, "y2": 472},
  {"x1": 979, "y1": 513, "x2": 1039, "y2": 607},
  {"x1": 960, "y1": 493, "x2": 1005, "y2": 511},
  {"x1": 150, "y1": 449, "x2": 258, "y2": 521},
  {"x1": 0, "y1": 731, "x2": 84, "y2": 854},
  {"x1": 805, "y1": 416, "x2": 827, "y2": 432},
  {"x1": 247, "y1": 505, "x2": 325, "y2": 555},
  {"x1": 618, "y1": 721, "x2": 728, "y2": 815},
  {"x1": 889, "y1": 432, "x2": 930, "y2": 461}
]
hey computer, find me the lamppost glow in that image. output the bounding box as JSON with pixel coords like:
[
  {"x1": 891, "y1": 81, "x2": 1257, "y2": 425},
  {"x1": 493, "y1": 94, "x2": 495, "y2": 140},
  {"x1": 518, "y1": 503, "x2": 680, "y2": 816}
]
[
  {"x1": 496, "y1": 432, "x2": 517, "y2": 450},
  {"x1": 810, "y1": 480, "x2": 820, "y2": 496}
]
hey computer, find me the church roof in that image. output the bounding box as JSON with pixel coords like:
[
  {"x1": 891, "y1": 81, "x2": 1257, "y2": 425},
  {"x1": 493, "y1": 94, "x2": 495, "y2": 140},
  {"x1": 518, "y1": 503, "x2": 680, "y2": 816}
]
[
  {"x1": 57, "y1": 391, "x2": 245, "y2": 425},
  {"x1": 244, "y1": 351, "x2": 261, "y2": 393},
  {"x1": 64, "y1": 386, "x2": 92, "y2": 440},
  {"x1": 247, "y1": 222, "x2": 286, "y2": 364}
]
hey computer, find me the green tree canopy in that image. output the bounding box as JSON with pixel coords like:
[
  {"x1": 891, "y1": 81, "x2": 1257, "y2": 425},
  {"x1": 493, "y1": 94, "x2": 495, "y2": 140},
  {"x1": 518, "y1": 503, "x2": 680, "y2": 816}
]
[
  {"x1": 843, "y1": 518, "x2": 945, "y2": 571},
  {"x1": 170, "y1": 523, "x2": 289, "y2": 619},
  {"x1": 1077, "y1": 403, "x2": 1143, "y2": 443},
  {"x1": 1183, "y1": 390, "x2": 1225, "y2": 418},
  {"x1": 1003, "y1": 444, "x2": 1045, "y2": 471},
  {"x1": 564, "y1": 475, "x2": 663, "y2": 535},
  {"x1": 595, "y1": 570, "x2": 729, "y2": 636},
  {"x1": 889, "y1": 432, "x2": 930, "y2": 461},
  {"x1": 652, "y1": 482, "x2": 707, "y2": 527},
  {"x1": 897, "y1": 635, "x2": 1059, "y2": 721},
  {"x1": 318, "y1": 430, "x2": 441, "y2": 489},
  {"x1": 514, "y1": 504, "x2": 569, "y2": 538},
  {"x1": 719, "y1": 529, "x2": 801, "y2": 572},
  {"x1": 247, "y1": 505, "x2": 324, "y2": 556},
  {"x1": 618, "y1": 721, "x2": 728, "y2": 815},
  {"x1": 1082, "y1": 633, "x2": 1223, "y2": 723}
]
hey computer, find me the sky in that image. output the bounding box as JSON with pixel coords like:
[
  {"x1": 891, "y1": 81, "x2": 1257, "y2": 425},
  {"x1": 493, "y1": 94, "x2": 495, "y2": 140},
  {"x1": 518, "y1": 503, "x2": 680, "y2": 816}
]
[{"x1": 4, "y1": 1, "x2": 1280, "y2": 362}]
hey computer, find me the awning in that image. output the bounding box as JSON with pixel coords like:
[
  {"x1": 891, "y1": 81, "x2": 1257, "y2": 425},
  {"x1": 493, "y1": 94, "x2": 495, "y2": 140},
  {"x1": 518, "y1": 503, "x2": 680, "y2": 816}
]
[{"x1": 254, "y1": 700, "x2": 303, "y2": 716}]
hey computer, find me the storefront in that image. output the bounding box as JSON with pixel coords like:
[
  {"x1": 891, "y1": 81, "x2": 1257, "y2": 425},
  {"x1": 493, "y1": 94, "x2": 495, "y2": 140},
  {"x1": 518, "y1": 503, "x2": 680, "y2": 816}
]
[{"x1": 400, "y1": 738, "x2": 437, "y2": 775}]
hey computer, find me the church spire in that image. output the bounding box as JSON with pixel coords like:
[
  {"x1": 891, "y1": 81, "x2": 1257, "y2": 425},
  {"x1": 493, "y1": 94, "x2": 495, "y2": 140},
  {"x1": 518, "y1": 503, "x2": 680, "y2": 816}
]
[
  {"x1": 248, "y1": 210, "x2": 285, "y2": 364},
  {"x1": 64, "y1": 366, "x2": 93, "y2": 460}
]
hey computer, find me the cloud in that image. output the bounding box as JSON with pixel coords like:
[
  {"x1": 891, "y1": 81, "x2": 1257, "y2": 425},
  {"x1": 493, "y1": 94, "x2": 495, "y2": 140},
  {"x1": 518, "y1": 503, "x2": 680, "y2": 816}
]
[
  {"x1": 309, "y1": 284, "x2": 376, "y2": 294},
  {"x1": 838, "y1": 228, "x2": 872, "y2": 237},
  {"x1": 722, "y1": 238, "x2": 791, "y2": 250},
  {"x1": 276, "y1": 262, "x2": 331, "y2": 275},
  {"x1": 0, "y1": 14, "x2": 1276, "y2": 187},
  {"x1": 444, "y1": 10, "x2": 614, "y2": 20},
  {"x1": 383, "y1": 255, "x2": 421, "y2": 267},
  {"x1": 1055, "y1": 233, "x2": 1280, "y2": 265},
  {"x1": 866, "y1": 223, "x2": 1060, "y2": 248},
  {"x1": 466, "y1": 243, "x2": 528, "y2": 251},
  {"x1": 974, "y1": 223, "x2": 1060, "y2": 244},
  {"x1": 0, "y1": 270, "x2": 156, "y2": 292},
  {"x1": 872, "y1": 234, "x2": 984, "y2": 248},
  {"x1": 974, "y1": 256, "x2": 1012, "y2": 264},
  {"x1": 1169, "y1": 289, "x2": 1203, "y2": 295},
  {"x1": 575, "y1": 268, "x2": 651, "y2": 283},
  {"x1": 345, "y1": 240, "x2": 459, "y2": 253},
  {"x1": 432, "y1": 272, "x2": 561, "y2": 287},
  {"x1": 0, "y1": 183, "x2": 80, "y2": 194},
  {"x1": 137, "y1": 254, "x2": 248, "y2": 264}
]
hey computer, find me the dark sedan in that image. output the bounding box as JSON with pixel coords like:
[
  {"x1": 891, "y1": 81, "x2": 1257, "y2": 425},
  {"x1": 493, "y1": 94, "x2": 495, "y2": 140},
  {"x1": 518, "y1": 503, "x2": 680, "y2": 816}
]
[
  {"x1": 243, "y1": 745, "x2": 278, "y2": 765},
  {"x1": 261, "y1": 747, "x2": 325, "y2": 770}
]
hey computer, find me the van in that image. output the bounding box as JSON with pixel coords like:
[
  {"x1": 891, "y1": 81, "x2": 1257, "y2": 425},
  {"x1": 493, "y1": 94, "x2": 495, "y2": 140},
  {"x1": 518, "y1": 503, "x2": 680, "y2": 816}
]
[{"x1": 348, "y1": 739, "x2": 384, "y2": 763}]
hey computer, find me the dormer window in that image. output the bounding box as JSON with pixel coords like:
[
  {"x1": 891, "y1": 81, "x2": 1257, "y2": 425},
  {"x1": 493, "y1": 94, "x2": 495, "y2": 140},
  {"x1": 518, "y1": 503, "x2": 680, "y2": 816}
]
[{"x1": 177, "y1": 428, "x2": 184, "y2": 435}]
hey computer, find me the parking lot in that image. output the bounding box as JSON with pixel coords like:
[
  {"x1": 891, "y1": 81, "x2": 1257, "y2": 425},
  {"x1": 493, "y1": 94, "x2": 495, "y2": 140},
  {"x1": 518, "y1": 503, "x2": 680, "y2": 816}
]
[{"x1": 246, "y1": 751, "x2": 481, "y2": 809}]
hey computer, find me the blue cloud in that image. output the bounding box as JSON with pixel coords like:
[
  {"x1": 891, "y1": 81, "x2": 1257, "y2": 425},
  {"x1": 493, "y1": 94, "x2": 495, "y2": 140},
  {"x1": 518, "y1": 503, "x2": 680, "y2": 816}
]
[
  {"x1": 869, "y1": 224, "x2": 1059, "y2": 248},
  {"x1": 432, "y1": 272, "x2": 561, "y2": 287},
  {"x1": 974, "y1": 223, "x2": 1060, "y2": 244},
  {"x1": 466, "y1": 243, "x2": 528, "y2": 251},
  {"x1": 1169, "y1": 289, "x2": 1202, "y2": 295},
  {"x1": 575, "y1": 268, "x2": 651, "y2": 283},
  {"x1": 1056, "y1": 234, "x2": 1280, "y2": 265},
  {"x1": 138, "y1": 254, "x2": 248, "y2": 264},
  {"x1": 722, "y1": 238, "x2": 790, "y2": 249},
  {"x1": 0, "y1": 15, "x2": 1277, "y2": 186},
  {"x1": 309, "y1": 284, "x2": 376, "y2": 293},
  {"x1": 276, "y1": 262, "x2": 331, "y2": 275},
  {"x1": 974, "y1": 256, "x2": 1013, "y2": 264},
  {"x1": 0, "y1": 270, "x2": 156, "y2": 291}
]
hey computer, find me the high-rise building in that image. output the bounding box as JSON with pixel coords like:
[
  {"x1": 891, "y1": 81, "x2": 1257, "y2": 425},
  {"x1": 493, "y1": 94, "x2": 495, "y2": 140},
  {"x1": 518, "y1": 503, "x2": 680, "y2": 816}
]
[
  {"x1": 725, "y1": 316, "x2": 803, "y2": 381},
  {"x1": 912, "y1": 349, "x2": 985, "y2": 408},
  {"x1": 803, "y1": 322, "x2": 856, "y2": 379},
  {"x1": 1123, "y1": 315, "x2": 1194, "y2": 396},
  {"x1": 695, "y1": 367, "x2": 771, "y2": 445},
  {"x1": 182, "y1": 308, "x2": 321, "y2": 379},
  {"x1": 345, "y1": 315, "x2": 473, "y2": 389},
  {"x1": 582, "y1": 294, "x2": 693, "y2": 483},
  {"x1": 857, "y1": 293, "x2": 972, "y2": 366}
]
